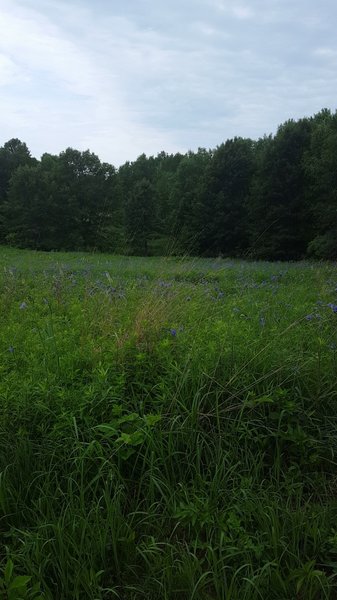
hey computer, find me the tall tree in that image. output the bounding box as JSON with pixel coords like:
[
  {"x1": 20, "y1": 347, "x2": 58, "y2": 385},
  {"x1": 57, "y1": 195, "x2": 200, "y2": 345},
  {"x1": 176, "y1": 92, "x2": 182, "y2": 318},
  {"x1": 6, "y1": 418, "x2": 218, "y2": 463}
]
[
  {"x1": 125, "y1": 178, "x2": 155, "y2": 255},
  {"x1": 248, "y1": 118, "x2": 313, "y2": 259},
  {"x1": 304, "y1": 109, "x2": 337, "y2": 258},
  {"x1": 198, "y1": 138, "x2": 254, "y2": 256},
  {"x1": 2, "y1": 155, "x2": 81, "y2": 249},
  {"x1": 0, "y1": 139, "x2": 35, "y2": 241},
  {"x1": 169, "y1": 149, "x2": 212, "y2": 254},
  {"x1": 0, "y1": 139, "x2": 33, "y2": 200}
]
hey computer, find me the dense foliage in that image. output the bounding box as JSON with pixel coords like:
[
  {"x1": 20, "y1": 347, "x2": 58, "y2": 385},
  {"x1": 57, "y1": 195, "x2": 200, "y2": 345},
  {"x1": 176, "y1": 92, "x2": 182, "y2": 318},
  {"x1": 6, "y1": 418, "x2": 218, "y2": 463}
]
[
  {"x1": 0, "y1": 108, "x2": 337, "y2": 259},
  {"x1": 1, "y1": 249, "x2": 337, "y2": 598}
]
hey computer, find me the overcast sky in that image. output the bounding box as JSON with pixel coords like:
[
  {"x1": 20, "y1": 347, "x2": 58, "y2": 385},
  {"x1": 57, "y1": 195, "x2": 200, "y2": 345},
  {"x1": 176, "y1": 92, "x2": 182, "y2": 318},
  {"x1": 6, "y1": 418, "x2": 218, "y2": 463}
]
[{"x1": 0, "y1": 0, "x2": 336, "y2": 166}]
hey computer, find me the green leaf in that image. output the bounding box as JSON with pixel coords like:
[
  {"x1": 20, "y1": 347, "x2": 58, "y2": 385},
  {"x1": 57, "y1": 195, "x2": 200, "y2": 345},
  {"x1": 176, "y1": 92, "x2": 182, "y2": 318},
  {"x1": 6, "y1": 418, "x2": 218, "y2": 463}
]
[
  {"x1": 95, "y1": 423, "x2": 118, "y2": 437},
  {"x1": 244, "y1": 395, "x2": 273, "y2": 408},
  {"x1": 144, "y1": 414, "x2": 162, "y2": 427},
  {"x1": 117, "y1": 432, "x2": 132, "y2": 444},
  {"x1": 4, "y1": 559, "x2": 14, "y2": 584},
  {"x1": 8, "y1": 575, "x2": 32, "y2": 590},
  {"x1": 117, "y1": 413, "x2": 140, "y2": 425},
  {"x1": 111, "y1": 404, "x2": 123, "y2": 417},
  {"x1": 129, "y1": 430, "x2": 145, "y2": 445},
  {"x1": 118, "y1": 446, "x2": 135, "y2": 460}
]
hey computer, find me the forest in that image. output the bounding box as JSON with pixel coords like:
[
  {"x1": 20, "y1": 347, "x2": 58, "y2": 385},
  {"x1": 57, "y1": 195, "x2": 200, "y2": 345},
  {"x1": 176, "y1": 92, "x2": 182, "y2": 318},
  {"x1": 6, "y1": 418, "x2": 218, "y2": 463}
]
[{"x1": 0, "y1": 108, "x2": 336, "y2": 260}]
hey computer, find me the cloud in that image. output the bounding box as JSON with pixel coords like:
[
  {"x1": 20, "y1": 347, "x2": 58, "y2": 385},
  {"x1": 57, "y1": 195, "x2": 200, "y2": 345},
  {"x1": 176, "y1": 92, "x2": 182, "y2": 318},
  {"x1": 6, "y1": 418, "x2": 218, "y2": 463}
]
[
  {"x1": 0, "y1": 54, "x2": 21, "y2": 86},
  {"x1": 0, "y1": 0, "x2": 184, "y2": 163},
  {"x1": 0, "y1": 0, "x2": 336, "y2": 165},
  {"x1": 314, "y1": 47, "x2": 337, "y2": 58},
  {"x1": 232, "y1": 6, "x2": 255, "y2": 19},
  {"x1": 213, "y1": 2, "x2": 254, "y2": 19}
]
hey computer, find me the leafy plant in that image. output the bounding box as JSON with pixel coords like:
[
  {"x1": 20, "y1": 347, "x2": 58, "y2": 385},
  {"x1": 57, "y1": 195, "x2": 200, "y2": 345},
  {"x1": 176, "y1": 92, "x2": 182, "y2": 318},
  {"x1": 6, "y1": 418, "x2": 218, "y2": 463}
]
[{"x1": 0, "y1": 560, "x2": 43, "y2": 600}]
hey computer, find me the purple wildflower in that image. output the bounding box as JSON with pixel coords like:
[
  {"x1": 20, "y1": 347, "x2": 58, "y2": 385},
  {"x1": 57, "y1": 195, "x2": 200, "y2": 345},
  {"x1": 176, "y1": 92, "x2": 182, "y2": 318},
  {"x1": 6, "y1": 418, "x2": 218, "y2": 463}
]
[
  {"x1": 19, "y1": 302, "x2": 28, "y2": 310},
  {"x1": 170, "y1": 328, "x2": 177, "y2": 337}
]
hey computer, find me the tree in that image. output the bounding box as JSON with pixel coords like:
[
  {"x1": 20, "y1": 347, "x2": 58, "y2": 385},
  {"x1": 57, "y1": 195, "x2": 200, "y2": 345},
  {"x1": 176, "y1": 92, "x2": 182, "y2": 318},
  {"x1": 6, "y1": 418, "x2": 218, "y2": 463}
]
[
  {"x1": 0, "y1": 139, "x2": 35, "y2": 241},
  {"x1": 2, "y1": 154, "x2": 82, "y2": 249},
  {"x1": 248, "y1": 118, "x2": 313, "y2": 259},
  {"x1": 0, "y1": 139, "x2": 33, "y2": 199},
  {"x1": 200, "y1": 138, "x2": 254, "y2": 256},
  {"x1": 125, "y1": 178, "x2": 155, "y2": 255},
  {"x1": 304, "y1": 110, "x2": 337, "y2": 259},
  {"x1": 169, "y1": 149, "x2": 212, "y2": 254}
]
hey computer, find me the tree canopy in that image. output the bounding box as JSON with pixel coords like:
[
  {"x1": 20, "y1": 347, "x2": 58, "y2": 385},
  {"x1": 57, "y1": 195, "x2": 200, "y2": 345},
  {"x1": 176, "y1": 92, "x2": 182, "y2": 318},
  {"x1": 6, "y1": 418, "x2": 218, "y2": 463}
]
[{"x1": 0, "y1": 110, "x2": 336, "y2": 259}]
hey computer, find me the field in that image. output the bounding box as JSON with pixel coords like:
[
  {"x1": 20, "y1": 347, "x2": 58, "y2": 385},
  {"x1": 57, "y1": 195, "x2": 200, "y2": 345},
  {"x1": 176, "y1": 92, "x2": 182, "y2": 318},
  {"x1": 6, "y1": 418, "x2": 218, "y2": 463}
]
[{"x1": 0, "y1": 247, "x2": 337, "y2": 599}]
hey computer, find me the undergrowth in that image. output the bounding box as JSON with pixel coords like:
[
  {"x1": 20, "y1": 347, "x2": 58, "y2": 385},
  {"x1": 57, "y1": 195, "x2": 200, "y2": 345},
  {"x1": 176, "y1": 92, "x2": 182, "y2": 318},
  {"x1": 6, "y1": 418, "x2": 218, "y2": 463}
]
[{"x1": 0, "y1": 248, "x2": 337, "y2": 599}]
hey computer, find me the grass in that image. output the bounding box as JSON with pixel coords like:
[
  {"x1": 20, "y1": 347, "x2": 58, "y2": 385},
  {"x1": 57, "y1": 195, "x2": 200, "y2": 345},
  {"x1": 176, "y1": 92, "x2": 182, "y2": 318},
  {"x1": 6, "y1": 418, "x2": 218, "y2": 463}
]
[{"x1": 0, "y1": 246, "x2": 337, "y2": 599}]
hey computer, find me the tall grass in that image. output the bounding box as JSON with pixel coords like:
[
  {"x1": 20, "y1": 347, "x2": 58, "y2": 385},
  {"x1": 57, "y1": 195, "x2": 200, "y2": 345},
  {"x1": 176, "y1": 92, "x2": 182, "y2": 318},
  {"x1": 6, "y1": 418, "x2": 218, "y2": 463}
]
[{"x1": 0, "y1": 247, "x2": 337, "y2": 598}]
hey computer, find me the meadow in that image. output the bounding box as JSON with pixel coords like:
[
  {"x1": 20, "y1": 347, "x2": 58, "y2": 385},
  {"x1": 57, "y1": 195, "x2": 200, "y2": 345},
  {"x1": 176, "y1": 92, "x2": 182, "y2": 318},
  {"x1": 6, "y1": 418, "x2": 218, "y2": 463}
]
[{"x1": 0, "y1": 247, "x2": 337, "y2": 599}]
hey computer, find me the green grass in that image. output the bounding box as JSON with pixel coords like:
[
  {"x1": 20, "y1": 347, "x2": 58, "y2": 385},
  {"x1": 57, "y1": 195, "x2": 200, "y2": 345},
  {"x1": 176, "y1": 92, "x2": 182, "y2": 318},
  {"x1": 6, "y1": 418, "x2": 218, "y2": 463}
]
[{"x1": 1, "y1": 247, "x2": 337, "y2": 599}]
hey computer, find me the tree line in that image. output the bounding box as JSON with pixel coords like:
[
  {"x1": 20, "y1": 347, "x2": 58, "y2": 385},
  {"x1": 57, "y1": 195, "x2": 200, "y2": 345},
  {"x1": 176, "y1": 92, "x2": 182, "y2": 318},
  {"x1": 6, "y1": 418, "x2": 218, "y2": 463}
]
[{"x1": 0, "y1": 108, "x2": 336, "y2": 260}]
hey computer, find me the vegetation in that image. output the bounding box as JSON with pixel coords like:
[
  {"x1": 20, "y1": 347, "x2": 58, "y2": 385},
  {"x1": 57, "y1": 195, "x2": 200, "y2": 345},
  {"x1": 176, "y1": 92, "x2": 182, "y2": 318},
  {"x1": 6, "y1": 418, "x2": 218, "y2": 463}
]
[
  {"x1": 0, "y1": 108, "x2": 337, "y2": 260},
  {"x1": 1, "y1": 247, "x2": 337, "y2": 598}
]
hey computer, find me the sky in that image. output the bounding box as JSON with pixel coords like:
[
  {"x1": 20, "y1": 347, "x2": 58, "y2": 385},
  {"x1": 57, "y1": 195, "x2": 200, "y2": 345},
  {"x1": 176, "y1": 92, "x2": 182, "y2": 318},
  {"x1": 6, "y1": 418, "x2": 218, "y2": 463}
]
[{"x1": 0, "y1": 0, "x2": 336, "y2": 166}]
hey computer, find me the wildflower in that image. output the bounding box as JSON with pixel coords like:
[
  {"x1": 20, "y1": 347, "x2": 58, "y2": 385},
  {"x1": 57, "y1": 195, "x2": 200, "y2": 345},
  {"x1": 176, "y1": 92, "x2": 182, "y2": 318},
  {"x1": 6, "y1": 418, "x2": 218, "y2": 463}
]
[
  {"x1": 19, "y1": 301, "x2": 28, "y2": 310},
  {"x1": 259, "y1": 316, "x2": 266, "y2": 327},
  {"x1": 8, "y1": 346, "x2": 14, "y2": 353},
  {"x1": 170, "y1": 328, "x2": 177, "y2": 337},
  {"x1": 328, "y1": 303, "x2": 337, "y2": 313},
  {"x1": 329, "y1": 342, "x2": 337, "y2": 351},
  {"x1": 305, "y1": 314, "x2": 314, "y2": 321}
]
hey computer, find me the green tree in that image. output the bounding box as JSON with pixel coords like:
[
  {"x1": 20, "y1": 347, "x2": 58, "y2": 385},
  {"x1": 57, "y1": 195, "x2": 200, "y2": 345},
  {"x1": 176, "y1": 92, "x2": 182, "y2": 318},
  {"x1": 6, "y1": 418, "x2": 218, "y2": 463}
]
[
  {"x1": 0, "y1": 139, "x2": 34, "y2": 200},
  {"x1": 248, "y1": 118, "x2": 313, "y2": 259},
  {"x1": 125, "y1": 178, "x2": 155, "y2": 255},
  {"x1": 0, "y1": 139, "x2": 35, "y2": 241},
  {"x1": 2, "y1": 157, "x2": 80, "y2": 249},
  {"x1": 304, "y1": 109, "x2": 337, "y2": 258},
  {"x1": 169, "y1": 149, "x2": 212, "y2": 254},
  {"x1": 199, "y1": 138, "x2": 254, "y2": 256}
]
